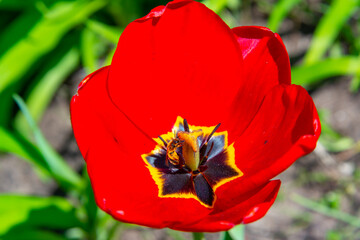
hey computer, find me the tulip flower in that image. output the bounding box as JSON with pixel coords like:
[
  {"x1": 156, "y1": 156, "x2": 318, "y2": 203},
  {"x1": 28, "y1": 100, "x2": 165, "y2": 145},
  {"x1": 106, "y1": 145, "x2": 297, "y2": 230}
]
[{"x1": 71, "y1": 0, "x2": 321, "y2": 232}]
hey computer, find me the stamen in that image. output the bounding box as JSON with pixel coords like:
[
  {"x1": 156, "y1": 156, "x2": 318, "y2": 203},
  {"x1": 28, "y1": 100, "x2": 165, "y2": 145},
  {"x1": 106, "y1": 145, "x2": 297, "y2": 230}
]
[
  {"x1": 206, "y1": 123, "x2": 221, "y2": 143},
  {"x1": 183, "y1": 119, "x2": 189, "y2": 132},
  {"x1": 200, "y1": 142, "x2": 214, "y2": 165},
  {"x1": 158, "y1": 136, "x2": 167, "y2": 147}
]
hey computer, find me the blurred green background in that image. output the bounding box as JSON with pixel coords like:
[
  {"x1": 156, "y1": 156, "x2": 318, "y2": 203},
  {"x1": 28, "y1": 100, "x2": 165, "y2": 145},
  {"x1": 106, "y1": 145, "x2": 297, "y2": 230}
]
[{"x1": 0, "y1": 0, "x2": 360, "y2": 239}]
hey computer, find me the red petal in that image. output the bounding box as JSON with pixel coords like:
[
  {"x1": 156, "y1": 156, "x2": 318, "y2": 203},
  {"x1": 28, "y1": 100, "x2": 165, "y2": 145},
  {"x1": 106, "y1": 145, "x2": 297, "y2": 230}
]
[
  {"x1": 233, "y1": 26, "x2": 290, "y2": 85},
  {"x1": 217, "y1": 84, "x2": 320, "y2": 205},
  {"x1": 107, "y1": 0, "x2": 244, "y2": 137},
  {"x1": 71, "y1": 66, "x2": 212, "y2": 229},
  {"x1": 70, "y1": 66, "x2": 155, "y2": 158},
  {"x1": 174, "y1": 180, "x2": 281, "y2": 232},
  {"x1": 224, "y1": 26, "x2": 292, "y2": 142},
  {"x1": 236, "y1": 84, "x2": 320, "y2": 181}
]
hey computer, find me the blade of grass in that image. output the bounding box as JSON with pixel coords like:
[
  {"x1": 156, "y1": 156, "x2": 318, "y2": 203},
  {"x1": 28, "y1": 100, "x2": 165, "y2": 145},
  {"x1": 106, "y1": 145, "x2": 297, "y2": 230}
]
[
  {"x1": 14, "y1": 47, "x2": 80, "y2": 136},
  {"x1": 166, "y1": 229, "x2": 187, "y2": 240},
  {"x1": 2, "y1": 229, "x2": 69, "y2": 240},
  {"x1": 219, "y1": 231, "x2": 233, "y2": 240},
  {"x1": 0, "y1": 0, "x2": 106, "y2": 92},
  {"x1": 0, "y1": 0, "x2": 56, "y2": 10},
  {"x1": 0, "y1": 194, "x2": 83, "y2": 236},
  {"x1": 291, "y1": 193, "x2": 360, "y2": 228},
  {"x1": 0, "y1": 0, "x2": 106, "y2": 126},
  {"x1": 292, "y1": 57, "x2": 360, "y2": 87},
  {"x1": 13, "y1": 94, "x2": 82, "y2": 191},
  {"x1": 86, "y1": 20, "x2": 122, "y2": 44},
  {"x1": 104, "y1": 47, "x2": 116, "y2": 66},
  {"x1": 350, "y1": 75, "x2": 360, "y2": 92},
  {"x1": 304, "y1": 0, "x2": 359, "y2": 64},
  {"x1": 228, "y1": 224, "x2": 245, "y2": 240},
  {"x1": 267, "y1": 0, "x2": 301, "y2": 32},
  {"x1": 81, "y1": 28, "x2": 98, "y2": 74},
  {"x1": 203, "y1": 0, "x2": 228, "y2": 13},
  {"x1": 81, "y1": 170, "x2": 98, "y2": 237},
  {"x1": 0, "y1": 127, "x2": 49, "y2": 177},
  {"x1": 192, "y1": 232, "x2": 205, "y2": 240},
  {"x1": 0, "y1": 10, "x2": 41, "y2": 55}
]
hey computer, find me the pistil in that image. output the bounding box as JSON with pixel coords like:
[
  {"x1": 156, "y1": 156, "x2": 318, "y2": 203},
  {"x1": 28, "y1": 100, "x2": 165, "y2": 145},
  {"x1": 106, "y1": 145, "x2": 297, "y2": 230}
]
[{"x1": 177, "y1": 130, "x2": 203, "y2": 171}]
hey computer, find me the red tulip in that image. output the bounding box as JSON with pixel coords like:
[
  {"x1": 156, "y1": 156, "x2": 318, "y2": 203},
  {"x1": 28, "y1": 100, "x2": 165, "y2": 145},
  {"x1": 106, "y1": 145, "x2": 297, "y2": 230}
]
[{"x1": 70, "y1": 0, "x2": 321, "y2": 232}]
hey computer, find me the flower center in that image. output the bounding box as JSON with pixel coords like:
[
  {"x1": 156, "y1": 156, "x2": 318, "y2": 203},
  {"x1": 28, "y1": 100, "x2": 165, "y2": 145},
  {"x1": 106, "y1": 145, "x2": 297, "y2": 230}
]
[
  {"x1": 166, "y1": 129, "x2": 208, "y2": 172},
  {"x1": 142, "y1": 116, "x2": 243, "y2": 208}
]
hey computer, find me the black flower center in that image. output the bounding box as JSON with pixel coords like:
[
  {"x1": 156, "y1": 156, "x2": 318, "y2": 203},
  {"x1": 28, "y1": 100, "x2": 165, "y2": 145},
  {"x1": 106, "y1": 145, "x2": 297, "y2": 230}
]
[{"x1": 142, "y1": 117, "x2": 243, "y2": 207}]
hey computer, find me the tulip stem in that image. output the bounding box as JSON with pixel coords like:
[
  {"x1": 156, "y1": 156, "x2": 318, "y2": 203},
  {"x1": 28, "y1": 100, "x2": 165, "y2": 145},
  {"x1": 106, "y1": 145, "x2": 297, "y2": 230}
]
[{"x1": 192, "y1": 232, "x2": 205, "y2": 240}]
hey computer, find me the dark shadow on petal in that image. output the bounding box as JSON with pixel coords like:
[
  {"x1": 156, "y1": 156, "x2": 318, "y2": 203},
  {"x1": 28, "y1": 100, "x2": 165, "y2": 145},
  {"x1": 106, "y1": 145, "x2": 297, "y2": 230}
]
[
  {"x1": 167, "y1": 0, "x2": 192, "y2": 9},
  {"x1": 291, "y1": 98, "x2": 316, "y2": 144}
]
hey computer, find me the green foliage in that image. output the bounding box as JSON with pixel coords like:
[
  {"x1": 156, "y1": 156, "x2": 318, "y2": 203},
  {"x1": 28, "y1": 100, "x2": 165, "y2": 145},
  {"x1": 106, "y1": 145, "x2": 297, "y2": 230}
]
[
  {"x1": 81, "y1": 28, "x2": 99, "y2": 74},
  {"x1": 292, "y1": 194, "x2": 360, "y2": 228},
  {"x1": 218, "y1": 225, "x2": 245, "y2": 240},
  {"x1": 14, "y1": 46, "x2": 80, "y2": 136},
  {"x1": 86, "y1": 20, "x2": 122, "y2": 44},
  {"x1": 268, "y1": 0, "x2": 301, "y2": 32},
  {"x1": 304, "y1": 0, "x2": 359, "y2": 65},
  {"x1": 292, "y1": 57, "x2": 360, "y2": 87},
  {"x1": 202, "y1": 0, "x2": 229, "y2": 13},
  {"x1": 192, "y1": 232, "x2": 205, "y2": 240},
  {"x1": 318, "y1": 109, "x2": 354, "y2": 152},
  {"x1": 0, "y1": 195, "x2": 82, "y2": 237},
  {"x1": 13, "y1": 95, "x2": 82, "y2": 191},
  {"x1": 0, "y1": 0, "x2": 106, "y2": 126},
  {"x1": 228, "y1": 224, "x2": 245, "y2": 240},
  {"x1": 2, "y1": 229, "x2": 69, "y2": 240},
  {"x1": 166, "y1": 229, "x2": 187, "y2": 240}
]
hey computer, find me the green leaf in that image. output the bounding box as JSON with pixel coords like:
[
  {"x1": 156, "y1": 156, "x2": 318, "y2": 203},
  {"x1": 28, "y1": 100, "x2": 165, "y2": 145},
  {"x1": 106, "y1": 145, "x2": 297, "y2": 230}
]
[
  {"x1": 0, "y1": 195, "x2": 82, "y2": 236},
  {"x1": 14, "y1": 47, "x2": 80, "y2": 136},
  {"x1": 267, "y1": 0, "x2": 301, "y2": 32},
  {"x1": 104, "y1": 47, "x2": 116, "y2": 66},
  {"x1": 2, "y1": 229, "x2": 68, "y2": 240},
  {"x1": 0, "y1": 0, "x2": 105, "y2": 92},
  {"x1": 166, "y1": 229, "x2": 187, "y2": 240},
  {"x1": 0, "y1": 127, "x2": 49, "y2": 177},
  {"x1": 81, "y1": 28, "x2": 98, "y2": 73},
  {"x1": 292, "y1": 57, "x2": 360, "y2": 87},
  {"x1": 13, "y1": 95, "x2": 82, "y2": 191},
  {"x1": 83, "y1": 170, "x2": 98, "y2": 231},
  {"x1": 219, "y1": 231, "x2": 233, "y2": 240},
  {"x1": 192, "y1": 232, "x2": 205, "y2": 240},
  {"x1": 0, "y1": 11, "x2": 41, "y2": 55},
  {"x1": 0, "y1": 0, "x2": 57, "y2": 10},
  {"x1": 202, "y1": 0, "x2": 228, "y2": 13},
  {"x1": 292, "y1": 194, "x2": 360, "y2": 228},
  {"x1": 304, "y1": 0, "x2": 359, "y2": 64},
  {"x1": 228, "y1": 225, "x2": 245, "y2": 240},
  {"x1": 81, "y1": 28, "x2": 98, "y2": 74},
  {"x1": 350, "y1": 75, "x2": 360, "y2": 92},
  {"x1": 86, "y1": 20, "x2": 122, "y2": 44},
  {"x1": 0, "y1": 0, "x2": 106, "y2": 126}
]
